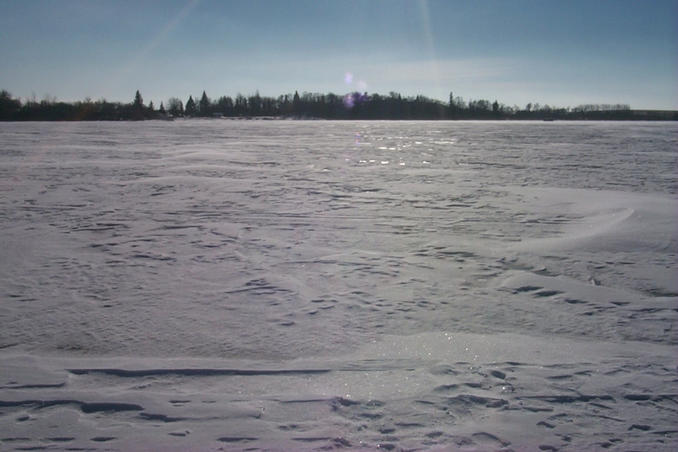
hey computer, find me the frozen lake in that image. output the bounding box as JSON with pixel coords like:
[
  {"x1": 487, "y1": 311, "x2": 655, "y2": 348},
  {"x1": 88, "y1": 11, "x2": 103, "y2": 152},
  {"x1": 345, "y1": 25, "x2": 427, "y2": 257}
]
[{"x1": 1, "y1": 120, "x2": 677, "y2": 450}]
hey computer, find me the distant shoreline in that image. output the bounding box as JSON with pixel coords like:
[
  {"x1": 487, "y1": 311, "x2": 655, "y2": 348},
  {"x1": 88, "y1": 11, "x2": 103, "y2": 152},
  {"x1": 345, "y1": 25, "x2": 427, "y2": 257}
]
[
  {"x1": 2, "y1": 89, "x2": 676, "y2": 121},
  {"x1": 1, "y1": 115, "x2": 676, "y2": 122}
]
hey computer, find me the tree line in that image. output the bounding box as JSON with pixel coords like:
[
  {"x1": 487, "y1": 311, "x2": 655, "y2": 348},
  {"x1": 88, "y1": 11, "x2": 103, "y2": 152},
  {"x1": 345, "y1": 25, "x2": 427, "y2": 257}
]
[{"x1": 1, "y1": 89, "x2": 676, "y2": 121}]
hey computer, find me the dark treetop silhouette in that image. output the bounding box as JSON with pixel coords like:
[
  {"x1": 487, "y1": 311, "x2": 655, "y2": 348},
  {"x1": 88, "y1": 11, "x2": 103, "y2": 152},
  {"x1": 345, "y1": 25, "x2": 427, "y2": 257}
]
[{"x1": 1, "y1": 89, "x2": 675, "y2": 121}]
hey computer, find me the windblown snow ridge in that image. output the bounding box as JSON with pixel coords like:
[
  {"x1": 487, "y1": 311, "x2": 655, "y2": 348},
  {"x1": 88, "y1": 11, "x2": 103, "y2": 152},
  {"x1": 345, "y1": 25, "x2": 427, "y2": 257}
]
[{"x1": 67, "y1": 367, "x2": 332, "y2": 377}]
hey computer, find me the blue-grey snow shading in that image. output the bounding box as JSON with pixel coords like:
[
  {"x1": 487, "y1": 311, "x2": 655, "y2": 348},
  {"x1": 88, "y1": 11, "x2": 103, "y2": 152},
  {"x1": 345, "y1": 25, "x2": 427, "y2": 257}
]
[{"x1": 0, "y1": 120, "x2": 676, "y2": 451}]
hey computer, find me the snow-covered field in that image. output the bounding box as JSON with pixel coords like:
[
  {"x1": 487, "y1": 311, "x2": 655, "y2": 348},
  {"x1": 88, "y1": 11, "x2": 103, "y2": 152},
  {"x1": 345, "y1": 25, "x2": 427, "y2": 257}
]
[{"x1": 1, "y1": 120, "x2": 676, "y2": 451}]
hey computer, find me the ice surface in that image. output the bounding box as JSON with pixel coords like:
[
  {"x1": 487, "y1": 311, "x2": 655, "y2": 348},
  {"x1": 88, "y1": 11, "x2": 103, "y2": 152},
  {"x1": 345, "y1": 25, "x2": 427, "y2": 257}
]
[{"x1": 0, "y1": 120, "x2": 677, "y2": 450}]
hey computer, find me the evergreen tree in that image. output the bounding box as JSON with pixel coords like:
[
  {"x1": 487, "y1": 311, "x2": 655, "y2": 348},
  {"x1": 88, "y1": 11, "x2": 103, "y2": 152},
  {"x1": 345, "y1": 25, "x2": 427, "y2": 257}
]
[
  {"x1": 159, "y1": 102, "x2": 165, "y2": 114},
  {"x1": 132, "y1": 90, "x2": 144, "y2": 119},
  {"x1": 292, "y1": 90, "x2": 301, "y2": 116},
  {"x1": 185, "y1": 95, "x2": 196, "y2": 116},
  {"x1": 199, "y1": 91, "x2": 210, "y2": 116},
  {"x1": 0, "y1": 90, "x2": 21, "y2": 120},
  {"x1": 133, "y1": 90, "x2": 143, "y2": 108},
  {"x1": 148, "y1": 101, "x2": 154, "y2": 112},
  {"x1": 248, "y1": 91, "x2": 262, "y2": 116},
  {"x1": 216, "y1": 96, "x2": 234, "y2": 116},
  {"x1": 234, "y1": 94, "x2": 247, "y2": 116}
]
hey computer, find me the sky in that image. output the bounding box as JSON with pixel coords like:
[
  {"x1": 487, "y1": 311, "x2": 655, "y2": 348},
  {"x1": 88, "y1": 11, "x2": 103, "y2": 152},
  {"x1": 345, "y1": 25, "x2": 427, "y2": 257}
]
[{"x1": 1, "y1": 0, "x2": 677, "y2": 110}]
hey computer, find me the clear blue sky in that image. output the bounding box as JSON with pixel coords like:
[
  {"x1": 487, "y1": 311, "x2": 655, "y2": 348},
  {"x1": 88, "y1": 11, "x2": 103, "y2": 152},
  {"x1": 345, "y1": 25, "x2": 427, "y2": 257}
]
[{"x1": 1, "y1": 0, "x2": 677, "y2": 109}]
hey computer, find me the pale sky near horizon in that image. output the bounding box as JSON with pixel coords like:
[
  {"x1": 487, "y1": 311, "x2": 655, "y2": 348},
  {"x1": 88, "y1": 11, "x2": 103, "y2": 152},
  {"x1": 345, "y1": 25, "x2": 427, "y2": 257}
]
[{"x1": 1, "y1": 0, "x2": 677, "y2": 110}]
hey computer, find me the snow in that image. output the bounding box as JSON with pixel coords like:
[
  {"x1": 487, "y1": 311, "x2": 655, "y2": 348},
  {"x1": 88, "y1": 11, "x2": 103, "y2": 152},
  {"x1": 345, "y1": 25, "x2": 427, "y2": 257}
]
[{"x1": 0, "y1": 120, "x2": 677, "y2": 450}]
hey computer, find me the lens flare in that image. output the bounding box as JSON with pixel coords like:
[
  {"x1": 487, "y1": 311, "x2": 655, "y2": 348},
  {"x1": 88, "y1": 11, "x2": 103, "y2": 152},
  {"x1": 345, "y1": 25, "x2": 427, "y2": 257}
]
[{"x1": 343, "y1": 93, "x2": 355, "y2": 109}]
